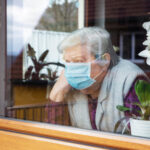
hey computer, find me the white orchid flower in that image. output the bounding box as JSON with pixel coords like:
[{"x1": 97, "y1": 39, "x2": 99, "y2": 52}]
[
  {"x1": 147, "y1": 58, "x2": 150, "y2": 65},
  {"x1": 143, "y1": 40, "x2": 150, "y2": 46},
  {"x1": 138, "y1": 21, "x2": 150, "y2": 65},
  {"x1": 138, "y1": 49, "x2": 150, "y2": 65},
  {"x1": 147, "y1": 36, "x2": 150, "y2": 40},
  {"x1": 146, "y1": 31, "x2": 150, "y2": 37},
  {"x1": 143, "y1": 21, "x2": 150, "y2": 31},
  {"x1": 143, "y1": 40, "x2": 150, "y2": 50}
]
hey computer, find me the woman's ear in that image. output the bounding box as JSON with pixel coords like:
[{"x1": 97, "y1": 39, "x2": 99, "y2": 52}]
[{"x1": 102, "y1": 53, "x2": 111, "y2": 68}]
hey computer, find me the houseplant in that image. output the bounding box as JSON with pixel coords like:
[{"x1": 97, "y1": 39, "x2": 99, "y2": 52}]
[
  {"x1": 12, "y1": 44, "x2": 65, "y2": 106},
  {"x1": 115, "y1": 80, "x2": 150, "y2": 138},
  {"x1": 25, "y1": 44, "x2": 65, "y2": 81}
]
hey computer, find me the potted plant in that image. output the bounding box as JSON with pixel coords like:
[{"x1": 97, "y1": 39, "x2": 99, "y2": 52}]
[
  {"x1": 115, "y1": 80, "x2": 150, "y2": 138},
  {"x1": 25, "y1": 44, "x2": 65, "y2": 82},
  {"x1": 12, "y1": 44, "x2": 65, "y2": 106}
]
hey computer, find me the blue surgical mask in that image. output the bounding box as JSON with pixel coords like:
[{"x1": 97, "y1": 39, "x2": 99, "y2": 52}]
[
  {"x1": 65, "y1": 62, "x2": 95, "y2": 90},
  {"x1": 65, "y1": 62, "x2": 103, "y2": 90}
]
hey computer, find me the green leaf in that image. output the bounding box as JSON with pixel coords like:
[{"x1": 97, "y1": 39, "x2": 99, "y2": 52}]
[
  {"x1": 47, "y1": 68, "x2": 52, "y2": 76},
  {"x1": 132, "y1": 102, "x2": 143, "y2": 110},
  {"x1": 116, "y1": 105, "x2": 130, "y2": 112},
  {"x1": 135, "y1": 80, "x2": 150, "y2": 107},
  {"x1": 39, "y1": 50, "x2": 49, "y2": 62},
  {"x1": 25, "y1": 66, "x2": 33, "y2": 80},
  {"x1": 145, "y1": 106, "x2": 150, "y2": 120},
  {"x1": 27, "y1": 44, "x2": 36, "y2": 57},
  {"x1": 135, "y1": 80, "x2": 150, "y2": 119}
]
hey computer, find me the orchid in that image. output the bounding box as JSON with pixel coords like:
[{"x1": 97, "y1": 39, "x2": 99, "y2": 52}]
[
  {"x1": 143, "y1": 21, "x2": 150, "y2": 31},
  {"x1": 138, "y1": 49, "x2": 150, "y2": 65},
  {"x1": 138, "y1": 21, "x2": 150, "y2": 65}
]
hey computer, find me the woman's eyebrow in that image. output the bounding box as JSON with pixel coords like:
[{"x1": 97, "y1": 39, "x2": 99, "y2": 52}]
[
  {"x1": 73, "y1": 56, "x2": 86, "y2": 61},
  {"x1": 71, "y1": 55, "x2": 84, "y2": 58}
]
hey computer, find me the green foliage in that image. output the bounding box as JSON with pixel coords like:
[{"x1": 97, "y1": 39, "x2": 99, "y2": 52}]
[
  {"x1": 116, "y1": 80, "x2": 150, "y2": 120},
  {"x1": 35, "y1": 0, "x2": 78, "y2": 32},
  {"x1": 116, "y1": 105, "x2": 131, "y2": 112},
  {"x1": 39, "y1": 50, "x2": 49, "y2": 62},
  {"x1": 135, "y1": 80, "x2": 150, "y2": 120},
  {"x1": 25, "y1": 44, "x2": 64, "y2": 81}
]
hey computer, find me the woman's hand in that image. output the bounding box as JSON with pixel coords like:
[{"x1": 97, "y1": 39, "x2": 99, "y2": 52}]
[{"x1": 49, "y1": 70, "x2": 71, "y2": 102}]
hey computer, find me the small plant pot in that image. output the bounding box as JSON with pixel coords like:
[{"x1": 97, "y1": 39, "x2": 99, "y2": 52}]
[{"x1": 130, "y1": 118, "x2": 150, "y2": 138}]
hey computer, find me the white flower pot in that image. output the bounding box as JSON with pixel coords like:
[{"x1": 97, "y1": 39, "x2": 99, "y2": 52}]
[{"x1": 130, "y1": 118, "x2": 150, "y2": 138}]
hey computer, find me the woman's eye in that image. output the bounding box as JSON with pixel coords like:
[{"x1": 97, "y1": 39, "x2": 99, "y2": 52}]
[
  {"x1": 77, "y1": 60, "x2": 83, "y2": 63},
  {"x1": 74, "y1": 59, "x2": 85, "y2": 63}
]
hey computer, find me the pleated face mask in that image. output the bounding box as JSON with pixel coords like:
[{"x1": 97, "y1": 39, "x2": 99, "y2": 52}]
[{"x1": 64, "y1": 58, "x2": 108, "y2": 90}]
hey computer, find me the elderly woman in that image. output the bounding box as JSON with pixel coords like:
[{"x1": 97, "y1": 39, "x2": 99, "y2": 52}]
[{"x1": 49, "y1": 27, "x2": 147, "y2": 132}]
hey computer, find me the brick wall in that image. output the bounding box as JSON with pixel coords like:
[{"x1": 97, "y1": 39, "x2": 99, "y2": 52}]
[
  {"x1": 11, "y1": 52, "x2": 23, "y2": 80},
  {"x1": 105, "y1": 0, "x2": 150, "y2": 19},
  {"x1": 85, "y1": 0, "x2": 150, "y2": 27}
]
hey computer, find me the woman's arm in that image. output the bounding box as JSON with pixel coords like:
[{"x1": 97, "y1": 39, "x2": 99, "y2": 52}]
[{"x1": 49, "y1": 70, "x2": 71, "y2": 102}]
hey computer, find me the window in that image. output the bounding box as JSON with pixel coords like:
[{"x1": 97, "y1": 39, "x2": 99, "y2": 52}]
[
  {"x1": 119, "y1": 32, "x2": 145, "y2": 63},
  {"x1": 0, "y1": 0, "x2": 150, "y2": 141},
  {"x1": 6, "y1": 0, "x2": 79, "y2": 123}
]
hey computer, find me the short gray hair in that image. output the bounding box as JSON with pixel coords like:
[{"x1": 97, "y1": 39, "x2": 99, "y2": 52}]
[{"x1": 58, "y1": 27, "x2": 119, "y2": 68}]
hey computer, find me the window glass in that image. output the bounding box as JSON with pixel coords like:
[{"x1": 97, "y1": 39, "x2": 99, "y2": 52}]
[
  {"x1": 122, "y1": 34, "x2": 132, "y2": 59},
  {"x1": 6, "y1": 0, "x2": 150, "y2": 139},
  {"x1": 6, "y1": 0, "x2": 78, "y2": 123}
]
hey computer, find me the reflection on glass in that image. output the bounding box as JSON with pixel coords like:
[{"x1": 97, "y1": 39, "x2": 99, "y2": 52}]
[
  {"x1": 6, "y1": 0, "x2": 78, "y2": 122},
  {"x1": 6, "y1": 0, "x2": 150, "y2": 139}
]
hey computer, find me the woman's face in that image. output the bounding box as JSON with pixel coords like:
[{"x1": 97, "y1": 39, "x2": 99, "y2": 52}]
[
  {"x1": 63, "y1": 44, "x2": 110, "y2": 96},
  {"x1": 63, "y1": 44, "x2": 95, "y2": 63}
]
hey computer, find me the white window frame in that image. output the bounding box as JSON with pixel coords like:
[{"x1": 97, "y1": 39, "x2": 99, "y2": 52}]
[{"x1": 78, "y1": 0, "x2": 85, "y2": 28}]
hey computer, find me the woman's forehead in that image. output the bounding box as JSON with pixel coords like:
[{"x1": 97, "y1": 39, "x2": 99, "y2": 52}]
[
  {"x1": 64, "y1": 44, "x2": 91, "y2": 56},
  {"x1": 63, "y1": 45, "x2": 95, "y2": 62}
]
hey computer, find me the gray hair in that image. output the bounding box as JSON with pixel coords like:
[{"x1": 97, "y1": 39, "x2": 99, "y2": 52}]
[{"x1": 58, "y1": 27, "x2": 119, "y2": 68}]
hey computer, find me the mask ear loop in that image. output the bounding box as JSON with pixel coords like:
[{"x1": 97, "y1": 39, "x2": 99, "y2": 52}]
[
  {"x1": 91, "y1": 54, "x2": 109, "y2": 80},
  {"x1": 92, "y1": 66, "x2": 107, "y2": 80},
  {"x1": 94, "y1": 54, "x2": 109, "y2": 66}
]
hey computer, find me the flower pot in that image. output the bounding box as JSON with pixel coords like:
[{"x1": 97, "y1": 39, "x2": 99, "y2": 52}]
[{"x1": 130, "y1": 118, "x2": 150, "y2": 138}]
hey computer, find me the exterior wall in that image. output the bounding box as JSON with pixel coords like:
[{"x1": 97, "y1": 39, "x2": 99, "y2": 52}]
[
  {"x1": 13, "y1": 85, "x2": 48, "y2": 106},
  {"x1": 85, "y1": 0, "x2": 150, "y2": 26},
  {"x1": 11, "y1": 52, "x2": 23, "y2": 79},
  {"x1": 85, "y1": 0, "x2": 150, "y2": 74},
  {"x1": 105, "y1": 0, "x2": 150, "y2": 19}
]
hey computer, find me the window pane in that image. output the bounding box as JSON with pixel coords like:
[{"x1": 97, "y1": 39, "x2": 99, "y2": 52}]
[
  {"x1": 6, "y1": 0, "x2": 78, "y2": 124},
  {"x1": 5, "y1": 0, "x2": 150, "y2": 140},
  {"x1": 123, "y1": 34, "x2": 131, "y2": 59}
]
